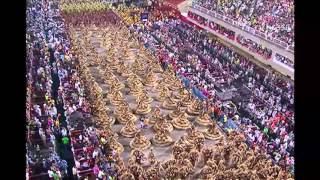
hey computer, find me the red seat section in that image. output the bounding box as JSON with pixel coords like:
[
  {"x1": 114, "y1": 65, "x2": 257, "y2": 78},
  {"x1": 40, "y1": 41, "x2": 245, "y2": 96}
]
[{"x1": 165, "y1": 0, "x2": 185, "y2": 7}]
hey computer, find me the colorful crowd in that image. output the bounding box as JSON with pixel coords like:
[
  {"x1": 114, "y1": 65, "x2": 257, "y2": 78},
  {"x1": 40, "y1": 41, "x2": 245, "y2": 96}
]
[
  {"x1": 27, "y1": 0, "x2": 294, "y2": 179},
  {"x1": 188, "y1": 10, "x2": 294, "y2": 68},
  {"x1": 26, "y1": 0, "x2": 75, "y2": 179},
  {"x1": 192, "y1": 0, "x2": 294, "y2": 47}
]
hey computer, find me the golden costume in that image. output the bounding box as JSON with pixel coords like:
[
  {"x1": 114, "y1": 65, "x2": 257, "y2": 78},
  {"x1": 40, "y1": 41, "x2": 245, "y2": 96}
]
[
  {"x1": 130, "y1": 132, "x2": 151, "y2": 150},
  {"x1": 172, "y1": 113, "x2": 191, "y2": 130}
]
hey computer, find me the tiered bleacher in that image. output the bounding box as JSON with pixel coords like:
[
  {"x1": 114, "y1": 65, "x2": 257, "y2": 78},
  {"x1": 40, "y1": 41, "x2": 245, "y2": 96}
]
[
  {"x1": 274, "y1": 53, "x2": 294, "y2": 68},
  {"x1": 192, "y1": 0, "x2": 294, "y2": 47},
  {"x1": 188, "y1": 0, "x2": 294, "y2": 68},
  {"x1": 188, "y1": 11, "x2": 236, "y2": 40}
]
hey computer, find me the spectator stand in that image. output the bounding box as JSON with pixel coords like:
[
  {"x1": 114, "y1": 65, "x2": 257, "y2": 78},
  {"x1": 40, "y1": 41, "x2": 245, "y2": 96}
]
[
  {"x1": 184, "y1": 13, "x2": 294, "y2": 79},
  {"x1": 190, "y1": 1, "x2": 294, "y2": 52},
  {"x1": 188, "y1": 11, "x2": 283, "y2": 62},
  {"x1": 188, "y1": 11, "x2": 235, "y2": 40},
  {"x1": 236, "y1": 35, "x2": 272, "y2": 60},
  {"x1": 186, "y1": 6, "x2": 294, "y2": 71},
  {"x1": 273, "y1": 53, "x2": 294, "y2": 69},
  {"x1": 68, "y1": 112, "x2": 96, "y2": 178},
  {"x1": 26, "y1": 1, "x2": 70, "y2": 179}
]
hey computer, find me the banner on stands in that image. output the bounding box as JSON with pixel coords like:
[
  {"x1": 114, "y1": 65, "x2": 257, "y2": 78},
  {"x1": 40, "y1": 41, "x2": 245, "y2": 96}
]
[
  {"x1": 189, "y1": 6, "x2": 293, "y2": 51},
  {"x1": 141, "y1": 12, "x2": 148, "y2": 22}
]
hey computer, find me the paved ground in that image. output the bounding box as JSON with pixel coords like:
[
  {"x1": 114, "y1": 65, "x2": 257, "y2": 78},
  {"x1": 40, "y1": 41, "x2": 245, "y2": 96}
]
[{"x1": 76, "y1": 28, "x2": 225, "y2": 178}]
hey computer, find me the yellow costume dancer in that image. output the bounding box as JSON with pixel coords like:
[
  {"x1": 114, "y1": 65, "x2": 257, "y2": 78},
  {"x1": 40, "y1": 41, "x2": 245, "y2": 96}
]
[
  {"x1": 136, "y1": 93, "x2": 153, "y2": 104},
  {"x1": 120, "y1": 120, "x2": 139, "y2": 138},
  {"x1": 181, "y1": 93, "x2": 193, "y2": 107},
  {"x1": 168, "y1": 105, "x2": 183, "y2": 120},
  {"x1": 110, "y1": 91, "x2": 124, "y2": 106},
  {"x1": 186, "y1": 99, "x2": 202, "y2": 115},
  {"x1": 116, "y1": 111, "x2": 137, "y2": 125},
  {"x1": 144, "y1": 71, "x2": 158, "y2": 87},
  {"x1": 172, "y1": 113, "x2": 192, "y2": 130},
  {"x1": 155, "y1": 87, "x2": 169, "y2": 102},
  {"x1": 109, "y1": 134, "x2": 124, "y2": 154},
  {"x1": 135, "y1": 100, "x2": 152, "y2": 115},
  {"x1": 173, "y1": 89, "x2": 189, "y2": 101},
  {"x1": 152, "y1": 128, "x2": 174, "y2": 147},
  {"x1": 185, "y1": 125, "x2": 205, "y2": 144},
  {"x1": 130, "y1": 132, "x2": 151, "y2": 150},
  {"x1": 153, "y1": 117, "x2": 173, "y2": 133},
  {"x1": 195, "y1": 112, "x2": 213, "y2": 126},
  {"x1": 148, "y1": 107, "x2": 161, "y2": 125},
  {"x1": 203, "y1": 121, "x2": 223, "y2": 141},
  {"x1": 121, "y1": 66, "x2": 133, "y2": 77},
  {"x1": 162, "y1": 96, "x2": 177, "y2": 110}
]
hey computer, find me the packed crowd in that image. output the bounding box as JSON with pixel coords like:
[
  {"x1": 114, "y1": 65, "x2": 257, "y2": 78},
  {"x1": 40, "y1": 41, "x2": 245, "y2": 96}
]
[
  {"x1": 70, "y1": 124, "x2": 118, "y2": 179},
  {"x1": 62, "y1": 10, "x2": 122, "y2": 27},
  {"x1": 188, "y1": 11, "x2": 235, "y2": 40},
  {"x1": 64, "y1": 79, "x2": 118, "y2": 179},
  {"x1": 127, "y1": 8, "x2": 294, "y2": 173},
  {"x1": 188, "y1": 11, "x2": 274, "y2": 60},
  {"x1": 193, "y1": 0, "x2": 294, "y2": 46},
  {"x1": 27, "y1": 0, "x2": 122, "y2": 179},
  {"x1": 27, "y1": 0, "x2": 294, "y2": 178},
  {"x1": 26, "y1": 0, "x2": 75, "y2": 179},
  {"x1": 47, "y1": 30, "x2": 119, "y2": 179},
  {"x1": 189, "y1": 12, "x2": 295, "y2": 69},
  {"x1": 26, "y1": 0, "x2": 172, "y2": 179},
  {"x1": 116, "y1": 1, "x2": 180, "y2": 26},
  {"x1": 274, "y1": 53, "x2": 294, "y2": 68},
  {"x1": 236, "y1": 35, "x2": 272, "y2": 59}
]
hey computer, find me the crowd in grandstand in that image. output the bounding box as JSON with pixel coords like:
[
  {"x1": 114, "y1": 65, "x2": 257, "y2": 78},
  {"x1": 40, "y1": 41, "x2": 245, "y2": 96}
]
[
  {"x1": 27, "y1": 0, "x2": 117, "y2": 179},
  {"x1": 26, "y1": 0, "x2": 74, "y2": 179},
  {"x1": 188, "y1": 11, "x2": 236, "y2": 40},
  {"x1": 188, "y1": 11, "x2": 288, "y2": 62},
  {"x1": 236, "y1": 35, "x2": 272, "y2": 59},
  {"x1": 274, "y1": 53, "x2": 294, "y2": 68},
  {"x1": 187, "y1": 11, "x2": 295, "y2": 70},
  {"x1": 192, "y1": 0, "x2": 294, "y2": 46}
]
